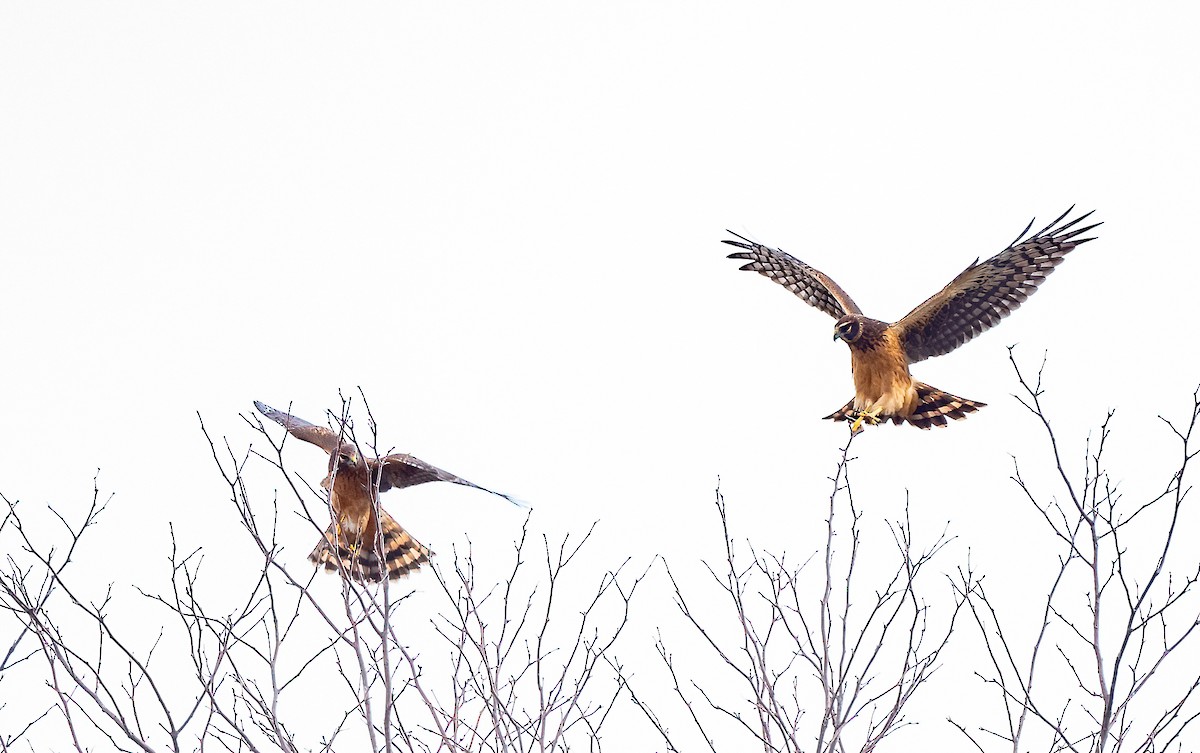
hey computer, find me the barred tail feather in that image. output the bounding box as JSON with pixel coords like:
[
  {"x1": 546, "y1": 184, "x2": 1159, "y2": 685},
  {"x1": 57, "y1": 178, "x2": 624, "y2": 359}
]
[
  {"x1": 905, "y1": 382, "x2": 985, "y2": 429},
  {"x1": 824, "y1": 383, "x2": 985, "y2": 429},
  {"x1": 309, "y1": 510, "x2": 432, "y2": 583},
  {"x1": 825, "y1": 398, "x2": 857, "y2": 423}
]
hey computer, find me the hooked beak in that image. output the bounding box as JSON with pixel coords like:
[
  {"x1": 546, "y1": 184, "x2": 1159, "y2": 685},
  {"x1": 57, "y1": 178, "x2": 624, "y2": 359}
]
[{"x1": 833, "y1": 330, "x2": 843, "y2": 342}]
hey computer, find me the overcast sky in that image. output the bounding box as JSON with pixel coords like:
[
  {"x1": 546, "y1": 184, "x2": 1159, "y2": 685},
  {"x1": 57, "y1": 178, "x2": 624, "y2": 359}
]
[{"x1": 2, "y1": 3, "x2": 1198, "y2": 750}]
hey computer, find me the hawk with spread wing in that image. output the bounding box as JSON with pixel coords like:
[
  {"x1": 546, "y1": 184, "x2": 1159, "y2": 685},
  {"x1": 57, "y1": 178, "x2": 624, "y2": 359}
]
[
  {"x1": 255, "y1": 401, "x2": 521, "y2": 582},
  {"x1": 724, "y1": 208, "x2": 1099, "y2": 430}
]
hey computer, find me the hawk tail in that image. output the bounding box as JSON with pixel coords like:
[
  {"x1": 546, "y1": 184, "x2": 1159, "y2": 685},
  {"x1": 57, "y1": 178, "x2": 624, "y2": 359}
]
[
  {"x1": 904, "y1": 382, "x2": 985, "y2": 428},
  {"x1": 824, "y1": 383, "x2": 985, "y2": 429},
  {"x1": 309, "y1": 510, "x2": 431, "y2": 582},
  {"x1": 825, "y1": 400, "x2": 857, "y2": 423}
]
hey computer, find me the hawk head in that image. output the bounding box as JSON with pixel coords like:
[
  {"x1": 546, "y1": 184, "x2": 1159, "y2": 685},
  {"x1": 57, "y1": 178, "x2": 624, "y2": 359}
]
[
  {"x1": 331, "y1": 445, "x2": 363, "y2": 472},
  {"x1": 833, "y1": 315, "x2": 887, "y2": 351},
  {"x1": 320, "y1": 445, "x2": 366, "y2": 491}
]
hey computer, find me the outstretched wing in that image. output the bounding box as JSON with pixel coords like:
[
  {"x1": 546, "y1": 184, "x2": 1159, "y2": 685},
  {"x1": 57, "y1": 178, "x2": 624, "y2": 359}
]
[
  {"x1": 254, "y1": 400, "x2": 339, "y2": 454},
  {"x1": 723, "y1": 231, "x2": 862, "y2": 319},
  {"x1": 893, "y1": 208, "x2": 1100, "y2": 364},
  {"x1": 377, "y1": 454, "x2": 525, "y2": 507}
]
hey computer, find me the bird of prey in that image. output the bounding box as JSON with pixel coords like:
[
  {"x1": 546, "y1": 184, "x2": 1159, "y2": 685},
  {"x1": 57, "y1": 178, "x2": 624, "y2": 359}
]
[
  {"x1": 255, "y1": 401, "x2": 521, "y2": 582},
  {"x1": 724, "y1": 208, "x2": 1099, "y2": 430}
]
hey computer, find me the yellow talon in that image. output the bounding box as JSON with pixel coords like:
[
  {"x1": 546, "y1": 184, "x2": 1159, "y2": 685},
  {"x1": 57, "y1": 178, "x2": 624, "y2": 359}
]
[{"x1": 850, "y1": 407, "x2": 882, "y2": 432}]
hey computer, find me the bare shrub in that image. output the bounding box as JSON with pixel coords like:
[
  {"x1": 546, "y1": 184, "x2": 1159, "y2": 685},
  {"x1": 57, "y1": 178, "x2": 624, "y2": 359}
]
[
  {"x1": 950, "y1": 350, "x2": 1200, "y2": 753},
  {"x1": 3, "y1": 369, "x2": 1198, "y2": 752},
  {"x1": 623, "y1": 435, "x2": 971, "y2": 753}
]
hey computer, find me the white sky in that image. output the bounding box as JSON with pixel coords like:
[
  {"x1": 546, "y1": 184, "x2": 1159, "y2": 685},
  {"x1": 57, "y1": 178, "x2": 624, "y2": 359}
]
[{"x1": 2, "y1": 3, "x2": 1198, "y2": 750}]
